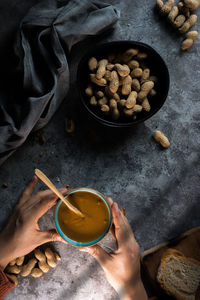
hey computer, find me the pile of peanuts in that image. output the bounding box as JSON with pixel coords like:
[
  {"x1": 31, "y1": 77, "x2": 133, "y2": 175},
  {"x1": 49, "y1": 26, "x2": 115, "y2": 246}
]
[
  {"x1": 5, "y1": 248, "x2": 61, "y2": 285},
  {"x1": 156, "y1": 0, "x2": 199, "y2": 50},
  {"x1": 85, "y1": 49, "x2": 158, "y2": 121}
]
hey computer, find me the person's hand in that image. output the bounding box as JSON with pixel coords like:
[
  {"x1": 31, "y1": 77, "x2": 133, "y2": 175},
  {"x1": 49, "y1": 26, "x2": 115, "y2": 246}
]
[
  {"x1": 0, "y1": 176, "x2": 67, "y2": 270},
  {"x1": 79, "y1": 198, "x2": 148, "y2": 300}
]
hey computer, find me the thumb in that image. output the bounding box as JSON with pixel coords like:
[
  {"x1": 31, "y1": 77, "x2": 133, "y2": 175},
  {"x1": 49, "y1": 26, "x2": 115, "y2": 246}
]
[
  {"x1": 79, "y1": 245, "x2": 110, "y2": 266},
  {"x1": 39, "y1": 229, "x2": 68, "y2": 244}
]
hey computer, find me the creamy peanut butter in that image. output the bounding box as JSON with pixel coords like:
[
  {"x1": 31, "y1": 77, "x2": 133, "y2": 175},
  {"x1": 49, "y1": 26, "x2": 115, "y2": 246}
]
[{"x1": 58, "y1": 191, "x2": 109, "y2": 243}]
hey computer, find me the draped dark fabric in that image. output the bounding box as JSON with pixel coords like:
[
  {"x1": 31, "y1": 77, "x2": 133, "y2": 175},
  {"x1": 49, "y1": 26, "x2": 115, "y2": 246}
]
[{"x1": 0, "y1": 0, "x2": 119, "y2": 165}]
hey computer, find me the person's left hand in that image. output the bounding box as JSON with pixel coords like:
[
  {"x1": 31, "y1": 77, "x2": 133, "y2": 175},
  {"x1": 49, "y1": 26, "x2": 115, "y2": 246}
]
[{"x1": 0, "y1": 176, "x2": 67, "y2": 270}]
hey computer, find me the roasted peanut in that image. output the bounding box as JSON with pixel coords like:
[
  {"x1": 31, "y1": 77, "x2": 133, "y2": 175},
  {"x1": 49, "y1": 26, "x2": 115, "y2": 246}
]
[
  {"x1": 137, "y1": 52, "x2": 148, "y2": 60},
  {"x1": 137, "y1": 81, "x2": 154, "y2": 101},
  {"x1": 35, "y1": 249, "x2": 46, "y2": 262},
  {"x1": 142, "y1": 97, "x2": 151, "y2": 112},
  {"x1": 16, "y1": 256, "x2": 24, "y2": 266},
  {"x1": 178, "y1": 2, "x2": 190, "y2": 17},
  {"x1": 5, "y1": 265, "x2": 20, "y2": 275},
  {"x1": 85, "y1": 85, "x2": 93, "y2": 97},
  {"x1": 186, "y1": 30, "x2": 199, "y2": 40},
  {"x1": 21, "y1": 259, "x2": 37, "y2": 277},
  {"x1": 104, "y1": 70, "x2": 111, "y2": 81},
  {"x1": 106, "y1": 63, "x2": 115, "y2": 71},
  {"x1": 115, "y1": 64, "x2": 130, "y2": 77},
  {"x1": 113, "y1": 93, "x2": 120, "y2": 102},
  {"x1": 6, "y1": 274, "x2": 18, "y2": 286},
  {"x1": 96, "y1": 59, "x2": 108, "y2": 79},
  {"x1": 131, "y1": 68, "x2": 143, "y2": 78},
  {"x1": 9, "y1": 259, "x2": 17, "y2": 266},
  {"x1": 157, "y1": 0, "x2": 164, "y2": 9},
  {"x1": 183, "y1": 0, "x2": 199, "y2": 10},
  {"x1": 160, "y1": 0, "x2": 175, "y2": 15},
  {"x1": 149, "y1": 88, "x2": 157, "y2": 97},
  {"x1": 121, "y1": 48, "x2": 138, "y2": 63},
  {"x1": 179, "y1": 14, "x2": 198, "y2": 33},
  {"x1": 181, "y1": 38, "x2": 194, "y2": 50},
  {"x1": 31, "y1": 268, "x2": 43, "y2": 278},
  {"x1": 133, "y1": 105, "x2": 143, "y2": 113},
  {"x1": 109, "y1": 99, "x2": 118, "y2": 109},
  {"x1": 98, "y1": 97, "x2": 108, "y2": 106},
  {"x1": 128, "y1": 60, "x2": 140, "y2": 69},
  {"x1": 118, "y1": 99, "x2": 126, "y2": 108},
  {"x1": 90, "y1": 96, "x2": 98, "y2": 106},
  {"x1": 45, "y1": 248, "x2": 57, "y2": 268},
  {"x1": 149, "y1": 76, "x2": 158, "y2": 83},
  {"x1": 105, "y1": 86, "x2": 114, "y2": 98},
  {"x1": 132, "y1": 79, "x2": 141, "y2": 92},
  {"x1": 122, "y1": 75, "x2": 132, "y2": 95},
  {"x1": 88, "y1": 57, "x2": 98, "y2": 72},
  {"x1": 101, "y1": 104, "x2": 110, "y2": 113},
  {"x1": 38, "y1": 261, "x2": 50, "y2": 273},
  {"x1": 55, "y1": 253, "x2": 61, "y2": 261},
  {"x1": 124, "y1": 108, "x2": 134, "y2": 117},
  {"x1": 126, "y1": 91, "x2": 137, "y2": 109},
  {"x1": 109, "y1": 71, "x2": 119, "y2": 93},
  {"x1": 181, "y1": 30, "x2": 199, "y2": 50},
  {"x1": 142, "y1": 68, "x2": 150, "y2": 80},
  {"x1": 111, "y1": 108, "x2": 120, "y2": 120},
  {"x1": 153, "y1": 131, "x2": 170, "y2": 148},
  {"x1": 174, "y1": 15, "x2": 186, "y2": 28},
  {"x1": 96, "y1": 91, "x2": 104, "y2": 98},
  {"x1": 168, "y1": 6, "x2": 179, "y2": 23},
  {"x1": 90, "y1": 74, "x2": 107, "y2": 86}
]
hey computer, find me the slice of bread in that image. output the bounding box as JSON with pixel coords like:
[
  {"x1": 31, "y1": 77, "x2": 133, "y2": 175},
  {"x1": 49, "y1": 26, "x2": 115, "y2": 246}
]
[{"x1": 157, "y1": 249, "x2": 200, "y2": 300}]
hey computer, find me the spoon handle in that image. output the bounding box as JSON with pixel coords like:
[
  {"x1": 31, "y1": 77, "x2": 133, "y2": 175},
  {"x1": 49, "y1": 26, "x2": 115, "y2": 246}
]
[{"x1": 35, "y1": 169, "x2": 83, "y2": 216}]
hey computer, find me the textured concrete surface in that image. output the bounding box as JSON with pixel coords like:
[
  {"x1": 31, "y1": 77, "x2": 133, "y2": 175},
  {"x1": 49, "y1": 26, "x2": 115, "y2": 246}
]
[{"x1": 0, "y1": 0, "x2": 200, "y2": 299}]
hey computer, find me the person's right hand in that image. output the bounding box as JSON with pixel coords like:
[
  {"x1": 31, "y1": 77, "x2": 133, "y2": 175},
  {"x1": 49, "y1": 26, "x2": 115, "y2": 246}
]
[{"x1": 79, "y1": 198, "x2": 148, "y2": 300}]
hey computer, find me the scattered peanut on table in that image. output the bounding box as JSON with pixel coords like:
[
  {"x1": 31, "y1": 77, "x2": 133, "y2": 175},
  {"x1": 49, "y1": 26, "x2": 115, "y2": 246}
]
[
  {"x1": 5, "y1": 247, "x2": 61, "y2": 283},
  {"x1": 45, "y1": 248, "x2": 57, "y2": 268},
  {"x1": 156, "y1": 0, "x2": 199, "y2": 51},
  {"x1": 153, "y1": 131, "x2": 170, "y2": 148},
  {"x1": 21, "y1": 258, "x2": 37, "y2": 277},
  {"x1": 6, "y1": 274, "x2": 18, "y2": 286}
]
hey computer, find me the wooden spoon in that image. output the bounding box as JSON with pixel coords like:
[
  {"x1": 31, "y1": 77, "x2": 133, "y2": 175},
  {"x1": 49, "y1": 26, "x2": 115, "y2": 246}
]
[{"x1": 35, "y1": 169, "x2": 83, "y2": 217}]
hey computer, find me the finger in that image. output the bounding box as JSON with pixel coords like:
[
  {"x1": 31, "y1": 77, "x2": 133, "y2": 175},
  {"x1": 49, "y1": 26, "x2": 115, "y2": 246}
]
[
  {"x1": 108, "y1": 201, "x2": 116, "y2": 240},
  {"x1": 30, "y1": 188, "x2": 68, "y2": 220},
  {"x1": 18, "y1": 176, "x2": 38, "y2": 206},
  {"x1": 24, "y1": 188, "x2": 68, "y2": 211},
  {"x1": 112, "y1": 203, "x2": 138, "y2": 250},
  {"x1": 112, "y1": 202, "x2": 122, "y2": 229},
  {"x1": 112, "y1": 202, "x2": 127, "y2": 248},
  {"x1": 79, "y1": 245, "x2": 110, "y2": 266},
  {"x1": 38, "y1": 229, "x2": 68, "y2": 244},
  {"x1": 107, "y1": 197, "x2": 113, "y2": 206}
]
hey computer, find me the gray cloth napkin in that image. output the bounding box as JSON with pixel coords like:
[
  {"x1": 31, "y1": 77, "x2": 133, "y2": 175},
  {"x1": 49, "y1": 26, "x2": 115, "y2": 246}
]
[{"x1": 0, "y1": 0, "x2": 119, "y2": 165}]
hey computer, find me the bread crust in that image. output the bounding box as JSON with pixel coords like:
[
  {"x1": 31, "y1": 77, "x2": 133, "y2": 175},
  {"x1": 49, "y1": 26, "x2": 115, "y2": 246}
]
[{"x1": 157, "y1": 248, "x2": 200, "y2": 300}]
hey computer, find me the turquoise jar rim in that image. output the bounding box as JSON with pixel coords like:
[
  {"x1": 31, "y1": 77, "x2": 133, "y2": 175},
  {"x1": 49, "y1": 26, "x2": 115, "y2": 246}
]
[{"x1": 54, "y1": 188, "x2": 112, "y2": 247}]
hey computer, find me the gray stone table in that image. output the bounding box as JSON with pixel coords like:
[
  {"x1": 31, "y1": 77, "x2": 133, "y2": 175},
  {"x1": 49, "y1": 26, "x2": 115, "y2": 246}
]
[{"x1": 0, "y1": 0, "x2": 200, "y2": 299}]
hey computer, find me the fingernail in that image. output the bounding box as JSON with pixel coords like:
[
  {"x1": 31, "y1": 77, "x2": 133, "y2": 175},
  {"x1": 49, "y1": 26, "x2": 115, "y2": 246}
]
[
  {"x1": 56, "y1": 234, "x2": 64, "y2": 242},
  {"x1": 79, "y1": 247, "x2": 89, "y2": 253},
  {"x1": 113, "y1": 202, "x2": 119, "y2": 216},
  {"x1": 60, "y1": 188, "x2": 67, "y2": 193},
  {"x1": 33, "y1": 175, "x2": 37, "y2": 181}
]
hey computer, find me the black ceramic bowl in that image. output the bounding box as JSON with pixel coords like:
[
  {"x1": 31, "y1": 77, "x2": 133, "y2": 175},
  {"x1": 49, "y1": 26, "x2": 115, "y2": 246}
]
[{"x1": 77, "y1": 41, "x2": 170, "y2": 128}]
